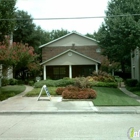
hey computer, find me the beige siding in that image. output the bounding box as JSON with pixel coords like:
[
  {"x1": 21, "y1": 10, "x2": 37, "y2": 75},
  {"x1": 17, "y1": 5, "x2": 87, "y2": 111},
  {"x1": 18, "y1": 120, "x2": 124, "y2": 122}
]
[{"x1": 48, "y1": 34, "x2": 97, "y2": 47}]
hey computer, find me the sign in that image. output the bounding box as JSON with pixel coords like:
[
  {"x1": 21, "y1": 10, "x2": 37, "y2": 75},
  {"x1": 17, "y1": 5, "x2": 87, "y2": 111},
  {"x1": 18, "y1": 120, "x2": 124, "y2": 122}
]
[{"x1": 37, "y1": 85, "x2": 51, "y2": 101}]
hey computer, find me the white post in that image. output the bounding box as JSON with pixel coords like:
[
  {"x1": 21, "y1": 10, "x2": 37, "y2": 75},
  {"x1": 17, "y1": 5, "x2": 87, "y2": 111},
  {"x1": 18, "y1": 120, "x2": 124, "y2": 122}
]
[
  {"x1": 69, "y1": 65, "x2": 72, "y2": 78},
  {"x1": 43, "y1": 65, "x2": 46, "y2": 80},
  {"x1": 95, "y1": 64, "x2": 98, "y2": 73}
]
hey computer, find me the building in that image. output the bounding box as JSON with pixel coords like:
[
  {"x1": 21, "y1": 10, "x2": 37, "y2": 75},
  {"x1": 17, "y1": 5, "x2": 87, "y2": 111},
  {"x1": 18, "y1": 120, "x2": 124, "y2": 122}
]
[{"x1": 39, "y1": 32, "x2": 106, "y2": 80}]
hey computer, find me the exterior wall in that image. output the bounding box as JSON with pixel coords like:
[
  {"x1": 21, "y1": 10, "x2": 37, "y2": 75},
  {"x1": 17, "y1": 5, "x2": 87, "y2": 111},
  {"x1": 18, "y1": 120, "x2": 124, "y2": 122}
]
[
  {"x1": 131, "y1": 47, "x2": 140, "y2": 81},
  {"x1": 44, "y1": 51, "x2": 97, "y2": 66},
  {"x1": 42, "y1": 46, "x2": 103, "y2": 62},
  {"x1": 47, "y1": 34, "x2": 97, "y2": 47}
]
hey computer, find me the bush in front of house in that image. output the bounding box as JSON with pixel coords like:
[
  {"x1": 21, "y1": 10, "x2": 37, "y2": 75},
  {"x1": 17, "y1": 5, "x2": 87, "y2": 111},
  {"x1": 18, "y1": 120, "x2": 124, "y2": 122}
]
[
  {"x1": 28, "y1": 81, "x2": 35, "y2": 86},
  {"x1": 61, "y1": 86, "x2": 97, "y2": 99},
  {"x1": 125, "y1": 79, "x2": 138, "y2": 87},
  {"x1": 87, "y1": 71, "x2": 115, "y2": 82},
  {"x1": 56, "y1": 87, "x2": 65, "y2": 95},
  {"x1": 34, "y1": 80, "x2": 55, "y2": 88},
  {"x1": 34, "y1": 78, "x2": 75, "y2": 88},
  {"x1": 54, "y1": 78, "x2": 75, "y2": 87},
  {"x1": 9, "y1": 78, "x2": 18, "y2": 85},
  {"x1": 2, "y1": 78, "x2": 9, "y2": 86},
  {"x1": 74, "y1": 77, "x2": 91, "y2": 88}
]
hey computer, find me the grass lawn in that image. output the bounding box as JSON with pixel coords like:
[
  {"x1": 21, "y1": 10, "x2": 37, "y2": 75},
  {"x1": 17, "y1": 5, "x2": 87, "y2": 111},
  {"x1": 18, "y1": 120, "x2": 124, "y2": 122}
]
[
  {"x1": 26, "y1": 86, "x2": 140, "y2": 106},
  {"x1": 25, "y1": 87, "x2": 57, "y2": 97},
  {"x1": 93, "y1": 87, "x2": 140, "y2": 106},
  {"x1": 0, "y1": 85, "x2": 26, "y2": 101}
]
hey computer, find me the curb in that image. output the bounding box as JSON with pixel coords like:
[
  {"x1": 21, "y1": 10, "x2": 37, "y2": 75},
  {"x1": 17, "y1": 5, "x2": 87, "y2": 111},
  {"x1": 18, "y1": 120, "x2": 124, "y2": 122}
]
[{"x1": 0, "y1": 110, "x2": 139, "y2": 115}]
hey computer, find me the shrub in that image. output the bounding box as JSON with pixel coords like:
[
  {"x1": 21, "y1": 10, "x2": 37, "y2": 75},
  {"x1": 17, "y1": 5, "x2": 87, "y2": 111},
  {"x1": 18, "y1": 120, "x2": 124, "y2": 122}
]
[
  {"x1": 2, "y1": 78, "x2": 9, "y2": 86},
  {"x1": 90, "y1": 71, "x2": 115, "y2": 82},
  {"x1": 74, "y1": 77, "x2": 91, "y2": 88},
  {"x1": 9, "y1": 78, "x2": 18, "y2": 85},
  {"x1": 125, "y1": 79, "x2": 138, "y2": 87},
  {"x1": 34, "y1": 78, "x2": 75, "y2": 88},
  {"x1": 28, "y1": 81, "x2": 34, "y2": 86},
  {"x1": 61, "y1": 86, "x2": 97, "y2": 99},
  {"x1": 54, "y1": 79, "x2": 75, "y2": 87},
  {"x1": 56, "y1": 87, "x2": 65, "y2": 95}
]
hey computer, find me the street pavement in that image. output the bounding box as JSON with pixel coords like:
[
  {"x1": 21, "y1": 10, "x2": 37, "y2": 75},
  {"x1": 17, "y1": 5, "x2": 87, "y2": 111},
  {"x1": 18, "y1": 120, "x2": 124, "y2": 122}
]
[
  {"x1": 0, "y1": 114, "x2": 140, "y2": 140},
  {"x1": 0, "y1": 86, "x2": 140, "y2": 114}
]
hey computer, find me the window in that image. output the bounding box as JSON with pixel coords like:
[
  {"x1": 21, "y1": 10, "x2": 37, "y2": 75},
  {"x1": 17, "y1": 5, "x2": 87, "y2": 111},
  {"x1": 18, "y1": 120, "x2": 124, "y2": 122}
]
[
  {"x1": 96, "y1": 48, "x2": 101, "y2": 53},
  {"x1": 53, "y1": 67, "x2": 66, "y2": 79}
]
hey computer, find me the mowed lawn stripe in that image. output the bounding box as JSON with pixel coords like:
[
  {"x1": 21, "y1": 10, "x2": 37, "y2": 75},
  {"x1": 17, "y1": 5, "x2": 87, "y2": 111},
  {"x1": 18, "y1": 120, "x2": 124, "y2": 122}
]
[{"x1": 93, "y1": 87, "x2": 140, "y2": 106}]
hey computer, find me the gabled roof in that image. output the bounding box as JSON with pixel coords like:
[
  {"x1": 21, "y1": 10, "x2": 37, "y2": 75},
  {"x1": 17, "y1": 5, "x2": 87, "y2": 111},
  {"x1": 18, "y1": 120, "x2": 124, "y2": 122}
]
[
  {"x1": 39, "y1": 31, "x2": 98, "y2": 48},
  {"x1": 40, "y1": 49, "x2": 101, "y2": 65}
]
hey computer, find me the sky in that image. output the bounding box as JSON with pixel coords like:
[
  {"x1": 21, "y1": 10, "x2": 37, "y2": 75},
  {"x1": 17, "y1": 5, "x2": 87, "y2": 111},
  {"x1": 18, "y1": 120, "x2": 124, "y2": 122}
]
[{"x1": 16, "y1": 0, "x2": 109, "y2": 35}]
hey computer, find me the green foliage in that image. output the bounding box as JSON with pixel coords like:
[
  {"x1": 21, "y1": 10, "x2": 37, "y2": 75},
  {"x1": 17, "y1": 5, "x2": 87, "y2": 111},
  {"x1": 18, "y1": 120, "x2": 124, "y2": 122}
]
[
  {"x1": 0, "y1": 43, "x2": 40, "y2": 79},
  {"x1": 74, "y1": 77, "x2": 91, "y2": 88},
  {"x1": 9, "y1": 78, "x2": 18, "y2": 85},
  {"x1": 115, "y1": 76, "x2": 123, "y2": 82},
  {"x1": 90, "y1": 81, "x2": 118, "y2": 88},
  {"x1": 94, "y1": 0, "x2": 140, "y2": 74},
  {"x1": 34, "y1": 78, "x2": 117, "y2": 88},
  {"x1": 125, "y1": 79, "x2": 138, "y2": 87},
  {"x1": 34, "y1": 78, "x2": 75, "y2": 88},
  {"x1": 13, "y1": 10, "x2": 36, "y2": 45},
  {"x1": 0, "y1": 0, "x2": 16, "y2": 41},
  {"x1": 2, "y1": 78, "x2": 9, "y2": 86},
  {"x1": 49, "y1": 29, "x2": 70, "y2": 41},
  {"x1": 0, "y1": 85, "x2": 26, "y2": 101},
  {"x1": 28, "y1": 81, "x2": 34, "y2": 86}
]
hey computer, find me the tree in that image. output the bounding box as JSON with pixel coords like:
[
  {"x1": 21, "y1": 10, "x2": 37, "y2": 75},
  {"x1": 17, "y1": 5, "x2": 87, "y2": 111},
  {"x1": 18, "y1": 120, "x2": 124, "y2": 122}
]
[
  {"x1": 49, "y1": 29, "x2": 70, "y2": 41},
  {"x1": 0, "y1": 42, "x2": 40, "y2": 80},
  {"x1": 13, "y1": 10, "x2": 36, "y2": 45},
  {"x1": 94, "y1": 0, "x2": 140, "y2": 75},
  {"x1": 28, "y1": 26, "x2": 51, "y2": 54},
  {"x1": 0, "y1": 0, "x2": 17, "y2": 41}
]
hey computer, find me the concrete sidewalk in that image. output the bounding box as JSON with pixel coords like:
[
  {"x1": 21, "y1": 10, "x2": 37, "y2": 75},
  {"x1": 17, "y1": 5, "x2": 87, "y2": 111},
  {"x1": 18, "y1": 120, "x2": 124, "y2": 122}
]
[{"x1": 0, "y1": 85, "x2": 140, "y2": 114}]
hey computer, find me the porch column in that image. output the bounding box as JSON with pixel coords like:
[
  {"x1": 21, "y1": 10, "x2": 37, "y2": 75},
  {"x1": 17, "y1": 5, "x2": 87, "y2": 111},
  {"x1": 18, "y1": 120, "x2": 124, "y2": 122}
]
[
  {"x1": 43, "y1": 65, "x2": 46, "y2": 80},
  {"x1": 95, "y1": 64, "x2": 98, "y2": 73},
  {"x1": 69, "y1": 65, "x2": 72, "y2": 78}
]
